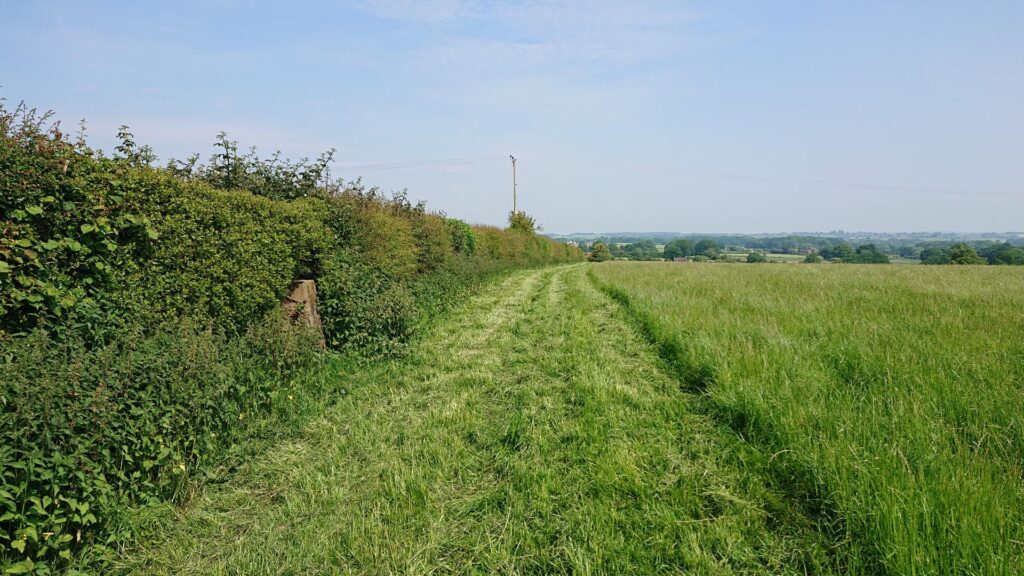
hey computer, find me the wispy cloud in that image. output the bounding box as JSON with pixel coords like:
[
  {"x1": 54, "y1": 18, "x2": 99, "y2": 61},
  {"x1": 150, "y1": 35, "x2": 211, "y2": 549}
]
[
  {"x1": 358, "y1": 0, "x2": 701, "y2": 66},
  {"x1": 353, "y1": 0, "x2": 705, "y2": 120},
  {"x1": 356, "y1": 0, "x2": 480, "y2": 24}
]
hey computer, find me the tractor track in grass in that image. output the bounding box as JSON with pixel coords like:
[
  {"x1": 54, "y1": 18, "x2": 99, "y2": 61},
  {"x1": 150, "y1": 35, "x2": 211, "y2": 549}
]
[{"x1": 113, "y1": 265, "x2": 837, "y2": 575}]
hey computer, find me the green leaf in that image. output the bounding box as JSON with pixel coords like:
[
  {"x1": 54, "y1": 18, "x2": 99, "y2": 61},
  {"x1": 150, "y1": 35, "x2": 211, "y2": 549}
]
[
  {"x1": 80, "y1": 224, "x2": 96, "y2": 233},
  {"x1": 67, "y1": 241, "x2": 82, "y2": 252},
  {"x1": 4, "y1": 559, "x2": 35, "y2": 574},
  {"x1": 145, "y1": 227, "x2": 159, "y2": 240},
  {"x1": 10, "y1": 539, "x2": 25, "y2": 553},
  {"x1": 24, "y1": 206, "x2": 43, "y2": 216},
  {"x1": 0, "y1": 262, "x2": 10, "y2": 274}
]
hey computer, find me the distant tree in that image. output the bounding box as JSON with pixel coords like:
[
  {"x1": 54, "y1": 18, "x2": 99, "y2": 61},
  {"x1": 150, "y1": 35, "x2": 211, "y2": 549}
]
[
  {"x1": 820, "y1": 243, "x2": 855, "y2": 261},
  {"x1": 690, "y1": 255, "x2": 711, "y2": 262},
  {"x1": 507, "y1": 211, "x2": 538, "y2": 234},
  {"x1": 588, "y1": 241, "x2": 612, "y2": 262},
  {"x1": 746, "y1": 252, "x2": 768, "y2": 263},
  {"x1": 663, "y1": 238, "x2": 694, "y2": 260},
  {"x1": 850, "y1": 244, "x2": 890, "y2": 264},
  {"x1": 920, "y1": 247, "x2": 952, "y2": 265},
  {"x1": 693, "y1": 238, "x2": 720, "y2": 258},
  {"x1": 995, "y1": 247, "x2": 1024, "y2": 265},
  {"x1": 803, "y1": 253, "x2": 822, "y2": 263},
  {"x1": 979, "y1": 242, "x2": 1024, "y2": 265},
  {"x1": 948, "y1": 242, "x2": 985, "y2": 265},
  {"x1": 834, "y1": 244, "x2": 854, "y2": 260},
  {"x1": 977, "y1": 241, "x2": 1001, "y2": 263},
  {"x1": 897, "y1": 245, "x2": 919, "y2": 259},
  {"x1": 620, "y1": 239, "x2": 660, "y2": 261}
]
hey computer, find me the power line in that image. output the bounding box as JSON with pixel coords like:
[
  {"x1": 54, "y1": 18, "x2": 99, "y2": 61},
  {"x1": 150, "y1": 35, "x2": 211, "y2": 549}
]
[
  {"x1": 577, "y1": 159, "x2": 1021, "y2": 199},
  {"x1": 335, "y1": 155, "x2": 506, "y2": 171},
  {"x1": 694, "y1": 171, "x2": 1020, "y2": 199},
  {"x1": 336, "y1": 154, "x2": 1019, "y2": 199}
]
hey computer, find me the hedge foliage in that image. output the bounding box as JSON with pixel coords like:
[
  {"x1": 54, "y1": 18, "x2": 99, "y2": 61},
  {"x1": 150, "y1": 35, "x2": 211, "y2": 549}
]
[{"x1": 0, "y1": 103, "x2": 583, "y2": 572}]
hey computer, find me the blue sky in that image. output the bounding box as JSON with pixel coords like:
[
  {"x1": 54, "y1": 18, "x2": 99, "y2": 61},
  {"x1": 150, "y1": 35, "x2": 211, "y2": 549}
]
[{"x1": 2, "y1": 1, "x2": 1022, "y2": 233}]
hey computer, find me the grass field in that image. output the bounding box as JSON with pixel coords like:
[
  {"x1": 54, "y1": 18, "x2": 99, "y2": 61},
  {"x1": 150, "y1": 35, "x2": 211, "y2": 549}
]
[
  {"x1": 104, "y1": 263, "x2": 1022, "y2": 574},
  {"x1": 110, "y1": 266, "x2": 848, "y2": 575},
  {"x1": 591, "y1": 262, "x2": 1024, "y2": 575}
]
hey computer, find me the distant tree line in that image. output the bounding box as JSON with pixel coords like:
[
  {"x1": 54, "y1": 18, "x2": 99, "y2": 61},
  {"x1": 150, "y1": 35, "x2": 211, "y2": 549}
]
[
  {"x1": 580, "y1": 234, "x2": 1024, "y2": 266},
  {"x1": 611, "y1": 239, "x2": 661, "y2": 260},
  {"x1": 919, "y1": 242, "x2": 1024, "y2": 265},
  {"x1": 661, "y1": 238, "x2": 721, "y2": 261},
  {"x1": 818, "y1": 243, "x2": 890, "y2": 264}
]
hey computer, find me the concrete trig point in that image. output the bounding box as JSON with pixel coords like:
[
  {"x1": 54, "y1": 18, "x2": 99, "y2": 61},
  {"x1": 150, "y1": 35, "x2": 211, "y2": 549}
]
[{"x1": 283, "y1": 280, "x2": 324, "y2": 344}]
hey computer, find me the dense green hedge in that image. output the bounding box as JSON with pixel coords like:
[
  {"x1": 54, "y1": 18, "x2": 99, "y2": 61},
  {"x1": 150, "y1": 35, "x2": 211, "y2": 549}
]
[
  {"x1": 125, "y1": 174, "x2": 335, "y2": 334},
  {"x1": 0, "y1": 111, "x2": 153, "y2": 339},
  {"x1": 1, "y1": 104, "x2": 583, "y2": 572}
]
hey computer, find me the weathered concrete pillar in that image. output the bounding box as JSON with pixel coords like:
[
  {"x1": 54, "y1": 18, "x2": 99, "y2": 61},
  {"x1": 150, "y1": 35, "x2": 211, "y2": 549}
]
[{"x1": 282, "y1": 280, "x2": 324, "y2": 346}]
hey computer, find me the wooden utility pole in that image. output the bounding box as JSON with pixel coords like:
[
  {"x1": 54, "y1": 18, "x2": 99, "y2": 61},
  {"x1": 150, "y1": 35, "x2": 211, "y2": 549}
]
[{"x1": 510, "y1": 155, "x2": 518, "y2": 214}]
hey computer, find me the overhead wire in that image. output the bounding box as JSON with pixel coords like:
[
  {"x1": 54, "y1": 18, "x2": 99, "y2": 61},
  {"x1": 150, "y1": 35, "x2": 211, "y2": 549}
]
[
  {"x1": 335, "y1": 155, "x2": 507, "y2": 171},
  {"x1": 331, "y1": 154, "x2": 1020, "y2": 199}
]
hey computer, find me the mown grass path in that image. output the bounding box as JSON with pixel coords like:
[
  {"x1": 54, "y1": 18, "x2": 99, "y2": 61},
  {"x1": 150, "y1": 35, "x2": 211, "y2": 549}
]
[{"x1": 116, "y1": 266, "x2": 835, "y2": 575}]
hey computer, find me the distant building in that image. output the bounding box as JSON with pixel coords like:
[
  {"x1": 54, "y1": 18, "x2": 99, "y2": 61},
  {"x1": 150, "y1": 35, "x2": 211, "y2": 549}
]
[{"x1": 673, "y1": 257, "x2": 689, "y2": 263}]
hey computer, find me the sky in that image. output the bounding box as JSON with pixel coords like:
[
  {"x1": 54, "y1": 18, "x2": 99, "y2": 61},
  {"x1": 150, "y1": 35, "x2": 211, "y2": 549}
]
[{"x1": 2, "y1": 0, "x2": 1022, "y2": 234}]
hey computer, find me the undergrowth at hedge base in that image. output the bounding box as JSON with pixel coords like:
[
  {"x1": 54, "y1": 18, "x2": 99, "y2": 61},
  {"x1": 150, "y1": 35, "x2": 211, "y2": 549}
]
[{"x1": 1, "y1": 315, "x2": 323, "y2": 571}]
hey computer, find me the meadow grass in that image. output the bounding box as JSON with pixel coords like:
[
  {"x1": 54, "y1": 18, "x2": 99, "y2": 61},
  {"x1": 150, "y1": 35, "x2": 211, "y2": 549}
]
[
  {"x1": 590, "y1": 262, "x2": 1024, "y2": 575},
  {"x1": 110, "y1": 266, "x2": 842, "y2": 575}
]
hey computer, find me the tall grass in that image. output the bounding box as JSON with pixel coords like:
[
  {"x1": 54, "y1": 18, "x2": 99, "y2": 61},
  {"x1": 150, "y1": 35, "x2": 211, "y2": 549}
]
[{"x1": 591, "y1": 262, "x2": 1024, "y2": 575}]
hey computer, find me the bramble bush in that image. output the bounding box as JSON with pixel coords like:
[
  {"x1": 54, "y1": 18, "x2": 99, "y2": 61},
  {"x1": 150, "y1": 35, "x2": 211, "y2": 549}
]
[{"x1": 1, "y1": 101, "x2": 583, "y2": 571}]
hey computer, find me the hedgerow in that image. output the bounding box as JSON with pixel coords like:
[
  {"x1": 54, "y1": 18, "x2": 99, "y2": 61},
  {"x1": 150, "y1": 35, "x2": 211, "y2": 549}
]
[{"x1": 0, "y1": 102, "x2": 583, "y2": 572}]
